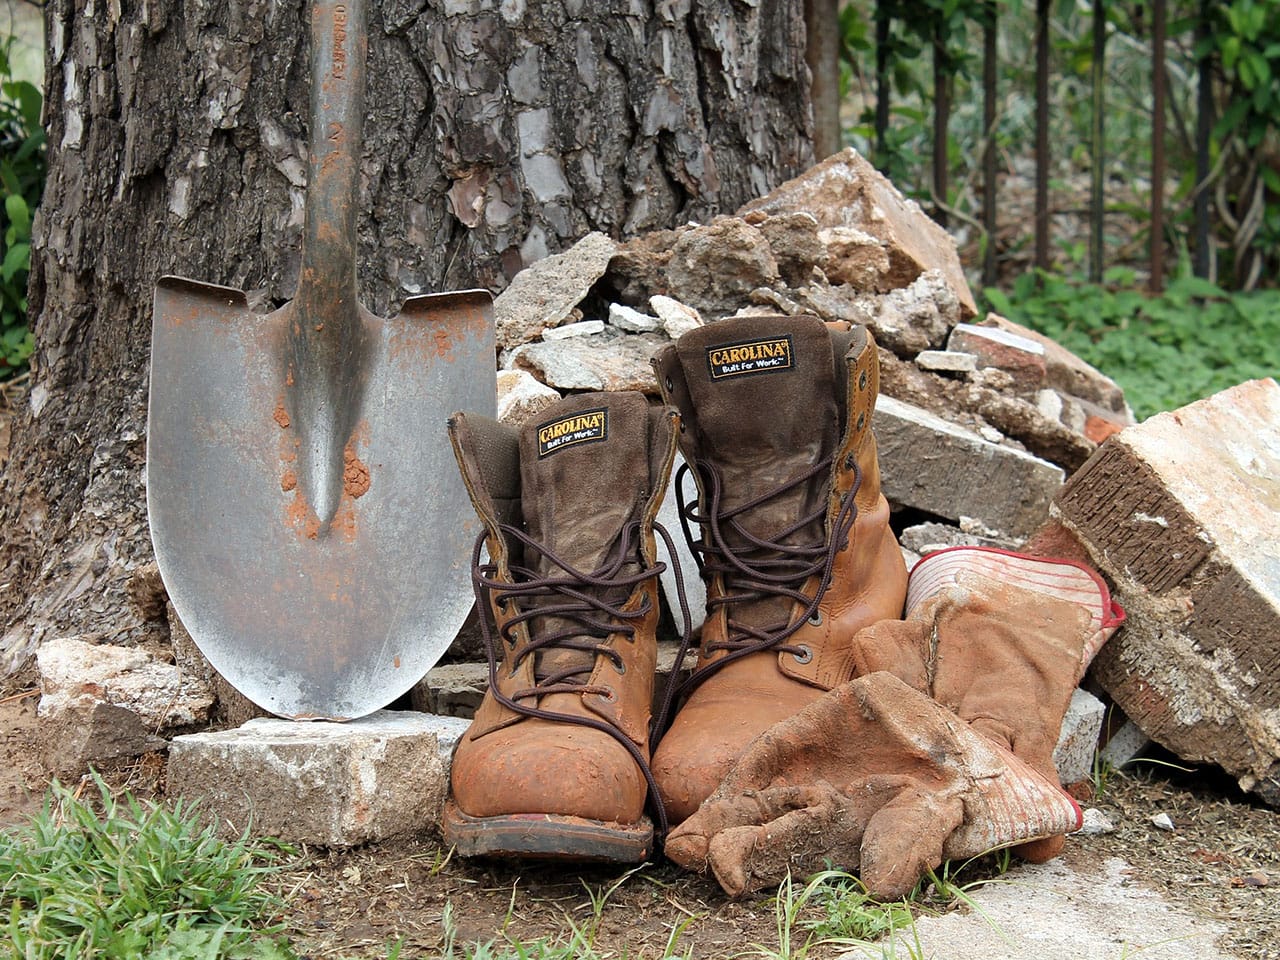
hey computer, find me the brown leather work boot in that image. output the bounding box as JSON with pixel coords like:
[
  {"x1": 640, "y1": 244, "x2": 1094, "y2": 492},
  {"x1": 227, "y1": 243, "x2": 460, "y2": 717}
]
[
  {"x1": 442, "y1": 391, "x2": 679, "y2": 861},
  {"x1": 650, "y1": 314, "x2": 908, "y2": 824}
]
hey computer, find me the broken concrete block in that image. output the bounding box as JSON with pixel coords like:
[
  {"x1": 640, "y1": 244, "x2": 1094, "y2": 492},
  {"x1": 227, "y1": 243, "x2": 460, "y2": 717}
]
[
  {"x1": 898, "y1": 521, "x2": 1012, "y2": 556},
  {"x1": 874, "y1": 395, "x2": 1066, "y2": 539},
  {"x1": 871, "y1": 271, "x2": 962, "y2": 356},
  {"x1": 916, "y1": 350, "x2": 977, "y2": 374},
  {"x1": 1098, "y1": 718, "x2": 1152, "y2": 771},
  {"x1": 1055, "y1": 378, "x2": 1280, "y2": 805},
  {"x1": 167, "y1": 711, "x2": 470, "y2": 846},
  {"x1": 496, "y1": 369, "x2": 561, "y2": 426},
  {"x1": 37, "y1": 635, "x2": 214, "y2": 772},
  {"x1": 542, "y1": 319, "x2": 605, "y2": 340},
  {"x1": 608, "y1": 302, "x2": 661, "y2": 333},
  {"x1": 1053, "y1": 688, "x2": 1107, "y2": 787},
  {"x1": 948, "y1": 323, "x2": 1048, "y2": 394},
  {"x1": 738, "y1": 148, "x2": 977, "y2": 317},
  {"x1": 508, "y1": 329, "x2": 664, "y2": 394},
  {"x1": 750, "y1": 211, "x2": 824, "y2": 286},
  {"x1": 816, "y1": 225, "x2": 890, "y2": 289},
  {"x1": 494, "y1": 232, "x2": 616, "y2": 349},
  {"x1": 664, "y1": 218, "x2": 779, "y2": 319},
  {"x1": 651, "y1": 295, "x2": 704, "y2": 339}
]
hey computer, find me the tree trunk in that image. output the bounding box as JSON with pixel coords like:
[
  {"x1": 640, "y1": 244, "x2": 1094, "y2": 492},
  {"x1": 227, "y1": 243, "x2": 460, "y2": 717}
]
[{"x1": 0, "y1": 0, "x2": 814, "y2": 677}]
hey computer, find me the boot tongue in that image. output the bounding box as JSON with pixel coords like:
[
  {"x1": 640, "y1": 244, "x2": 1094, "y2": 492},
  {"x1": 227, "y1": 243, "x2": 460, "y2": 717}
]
[
  {"x1": 518, "y1": 392, "x2": 652, "y2": 681},
  {"x1": 676, "y1": 315, "x2": 840, "y2": 623}
]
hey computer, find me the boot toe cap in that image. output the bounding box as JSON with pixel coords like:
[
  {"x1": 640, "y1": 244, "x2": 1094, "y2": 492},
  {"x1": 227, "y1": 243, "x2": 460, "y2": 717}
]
[{"x1": 451, "y1": 720, "x2": 647, "y2": 825}]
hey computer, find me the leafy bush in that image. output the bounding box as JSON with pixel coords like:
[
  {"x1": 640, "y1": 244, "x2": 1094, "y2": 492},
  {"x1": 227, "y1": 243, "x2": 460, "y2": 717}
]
[
  {"x1": 0, "y1": 37, "x2": 43, "y2": 377},
  {"x1": 984, "y1": 271, "x2": 1280, "y2": 420},
  {"x1": 1, "y1": 777, "x2": 297, "y2": 960}
]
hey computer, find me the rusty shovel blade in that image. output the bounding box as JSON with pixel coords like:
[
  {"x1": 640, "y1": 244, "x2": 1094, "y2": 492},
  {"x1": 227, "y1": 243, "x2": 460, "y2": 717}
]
[{"x1": 146, "y1": 0, "x2": 494, "y2": 720}]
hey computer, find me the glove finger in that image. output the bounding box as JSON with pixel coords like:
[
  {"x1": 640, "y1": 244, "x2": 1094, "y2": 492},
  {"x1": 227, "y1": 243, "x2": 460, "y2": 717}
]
[
  {"x1": 664, "y1": 783, "x2": 834, "y2": 874},
  {"x1": 1013, "y1": 833, "x2": 1066, "y2": 863},
  {"x1": 850, "y1": 617, "x2": 932, "y2": 692},
  {"x1": 859, "y1": 789, "x2": 965, "y2": 901},
  {"x1": 704, "y1": 785, "x2": 864, "y2": 898}
]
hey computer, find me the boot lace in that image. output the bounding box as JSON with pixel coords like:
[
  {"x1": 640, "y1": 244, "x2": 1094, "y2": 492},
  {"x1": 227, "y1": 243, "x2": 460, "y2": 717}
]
[
  {"x1": 469, "y1": 521, "x2": 693, "y2": 836},
  {"x1": 662, "y1": 455, "x2": 860, "y2": 705}
]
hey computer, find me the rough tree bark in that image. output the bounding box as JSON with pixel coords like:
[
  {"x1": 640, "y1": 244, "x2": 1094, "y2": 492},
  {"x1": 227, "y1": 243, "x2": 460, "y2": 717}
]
[{"x1": 0, "y1": 0, "x2": 814, "y2": 677}]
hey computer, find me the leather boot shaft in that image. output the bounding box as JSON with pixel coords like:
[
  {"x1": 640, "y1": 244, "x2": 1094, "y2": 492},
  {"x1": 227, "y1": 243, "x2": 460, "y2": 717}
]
[
  {"x1": 443, "y1": 391, "x2": 680, "y2": 861},
  {"x1": 651, "y1": 315, "x2": 908, "y2": 823}
]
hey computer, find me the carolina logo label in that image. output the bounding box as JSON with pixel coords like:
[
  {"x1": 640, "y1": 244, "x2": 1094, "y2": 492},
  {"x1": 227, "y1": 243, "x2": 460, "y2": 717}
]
[
  {"x1": 536, "y1": 407, "x2": 608, "y2": 458},
  {"x1": 705, "y1": 335, "x2": 794, "y2": 380}
]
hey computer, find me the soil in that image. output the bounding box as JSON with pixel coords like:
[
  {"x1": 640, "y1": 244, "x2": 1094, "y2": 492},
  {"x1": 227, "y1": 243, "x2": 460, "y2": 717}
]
[{"x1": 1, "y1": 689, "x2": 1276, "y2": 959}]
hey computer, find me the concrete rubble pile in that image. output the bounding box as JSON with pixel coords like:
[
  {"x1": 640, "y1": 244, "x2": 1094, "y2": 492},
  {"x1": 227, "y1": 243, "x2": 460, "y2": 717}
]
[{"x1": 34, "y1": 148, "x2": 1280, "y2": 843}]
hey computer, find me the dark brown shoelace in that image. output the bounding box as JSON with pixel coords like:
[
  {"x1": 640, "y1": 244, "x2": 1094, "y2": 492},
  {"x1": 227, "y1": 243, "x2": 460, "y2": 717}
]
[
  {"x1": 666, "y1": 455, "x2": 860, "y2": 701},
  {"x1": 469, "y1": 520, "x2": 693, "y2": 835}
]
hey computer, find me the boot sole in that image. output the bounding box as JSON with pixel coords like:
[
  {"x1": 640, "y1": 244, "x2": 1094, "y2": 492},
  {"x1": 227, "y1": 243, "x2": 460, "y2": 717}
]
[{"x1": 442, "y1": 801, "x2": 653, "y2": 862}]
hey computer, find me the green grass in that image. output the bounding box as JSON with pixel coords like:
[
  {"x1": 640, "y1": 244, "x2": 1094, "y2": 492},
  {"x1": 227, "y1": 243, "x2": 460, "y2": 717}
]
[
  {"x1": 983, "y1": 270, "x2": 1280, "y2": 420},
  {"x1": 0, "y1": 776, "x2": 297, "y2": 960}
]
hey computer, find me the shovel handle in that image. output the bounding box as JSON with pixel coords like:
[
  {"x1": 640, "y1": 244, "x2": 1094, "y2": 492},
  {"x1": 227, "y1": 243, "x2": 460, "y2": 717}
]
[{"x1": 297, "y1": 0, "x2": 366, "y2": 316}]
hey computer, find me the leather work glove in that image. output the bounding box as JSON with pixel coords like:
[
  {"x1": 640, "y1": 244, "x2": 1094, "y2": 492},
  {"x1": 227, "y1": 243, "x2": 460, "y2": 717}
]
[{"x1": 665, "y1": 548, "x2": 1124, "y2": 898}]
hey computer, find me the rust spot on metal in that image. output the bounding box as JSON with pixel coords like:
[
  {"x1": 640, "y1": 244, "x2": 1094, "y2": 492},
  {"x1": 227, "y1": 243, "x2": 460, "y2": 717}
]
[
  {"x1": 394, "y1": 655, "x2": 401, "y2": 669},
  {"x1": 274, "y1": 398, "x2": 291, "y2": 429},
  {"x1": 281, "y1": 468, "x2": 297, "y2": 492},
  {"x1": 434, "y1": 327, "x2": 454, "y2": 360},
  {"x1": 343, "y1": 442, "x2": 371, "y2": 498}
]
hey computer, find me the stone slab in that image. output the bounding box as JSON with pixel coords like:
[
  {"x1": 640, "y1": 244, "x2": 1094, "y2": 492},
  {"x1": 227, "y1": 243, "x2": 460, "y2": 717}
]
[
  {"x1": 841, "y1": 854, "x2": 1232, "y2": 960},
  {"x1": 167, "y1": 710, "x2": 470, "y2": 847},
  {"x1": 1056, "y1": 378, "x2": 1280, "y2": 805},
  {"x1": 874, "y1": 395, "x2": 1066, "y2": 539}
]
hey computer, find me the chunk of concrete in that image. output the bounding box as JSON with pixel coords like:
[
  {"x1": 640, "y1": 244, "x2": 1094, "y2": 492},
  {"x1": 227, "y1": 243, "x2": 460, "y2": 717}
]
[
  {"x1": 494, "y1": 232, "x2": 616, "y2": 348},
  {"x1": 739, "y1": 147, "x2": 977, "y2": 317},
  {"x1": 650, "y1": 295, "x2": 704, "y2": 340},
  {"x1": 874, "y1": 395, "x2": 1066, "y2": 539},
  {"x1": 496, "y1": 369, "x2": 561, "y2": 426},
  {"x1": 167, "y1": 711, "x2": 470, "y2": 847},
  {"x1": 1053, "y1": 688, "x2": 1107, "y2": 787},
  {"x1": 542, "y1": 319, "x2": 605, "y2": 340},
  {"x1": 1055, "y1": 378, "x2": 1280, "y2": 805},
  {"x1": 916, "y1": 350, "x2": 978, "y2": 374},
  {"x1": 37, "y1": 635, "x2": 214, "y2": 773},
  {"x1": 508, "y1": 329, "x2": 665, "y2": 393},
  {"x1": 608, "y1": 302, "x2": 661, "y2": 333}
]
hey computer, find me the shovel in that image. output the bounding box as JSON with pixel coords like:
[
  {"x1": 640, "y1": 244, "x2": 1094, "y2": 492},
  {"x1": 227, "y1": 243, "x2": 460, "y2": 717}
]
[{"x1": 146, "y1": 0, "x2": 495, "y2": 720}]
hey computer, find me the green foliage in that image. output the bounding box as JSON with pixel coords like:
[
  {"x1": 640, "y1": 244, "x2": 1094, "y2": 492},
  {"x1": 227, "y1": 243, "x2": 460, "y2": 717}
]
[
  {"x1": 0, "y1": 777, "x2": 299, "y2": 960},
  {"x1": 0, "y1": 36, "x2": 43, "y2": 376},
  {"x1": 983, "y1": 271, "x2": 1280, "y2": 418}
]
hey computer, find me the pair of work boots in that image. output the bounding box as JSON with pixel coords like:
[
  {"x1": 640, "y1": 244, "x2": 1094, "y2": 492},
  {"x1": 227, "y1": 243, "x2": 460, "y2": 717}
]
[{"x1": 442, "y1": 314, "x2": 908, "y2": 860}]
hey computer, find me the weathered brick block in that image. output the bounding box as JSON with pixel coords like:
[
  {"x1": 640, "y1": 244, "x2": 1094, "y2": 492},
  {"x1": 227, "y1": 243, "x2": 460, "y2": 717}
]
[
  {"x1": 167, "y1": 711, "x2": 470, "y2": 846},
  {"x1": 1055, "y1": 378, "x2": 1280, "y2": 805}
]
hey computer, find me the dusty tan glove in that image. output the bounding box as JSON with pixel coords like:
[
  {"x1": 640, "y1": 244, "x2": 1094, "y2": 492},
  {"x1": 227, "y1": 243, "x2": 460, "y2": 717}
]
[
  {"x1": 663, "y1": 670, "x2": 1083, "y2": 899},
  {"x1": 664, "y1": 548, "x2": 1123, "y2": 897},
  {"x1": 852, "y1": 548, "x2": 1125, "y2": 861}
]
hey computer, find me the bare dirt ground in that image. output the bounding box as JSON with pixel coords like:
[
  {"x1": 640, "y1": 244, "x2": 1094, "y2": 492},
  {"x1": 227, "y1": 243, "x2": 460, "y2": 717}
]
[{"x1": 2, "y1": 688, "x2": 1277, "y2": 959}]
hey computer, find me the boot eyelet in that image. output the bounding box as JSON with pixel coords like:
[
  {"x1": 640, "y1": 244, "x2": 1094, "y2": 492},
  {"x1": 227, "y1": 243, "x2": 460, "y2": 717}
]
[
  {"x1": 613, "y1": 660, "x2": 627, "y2": 675},
  {"x1": 808, "y1": 610, "x2": 823, "y2": 626},
  {"x1": 665, "y1": 376, "x2": 675, "y2": 391},
  {"x1": 600, "y1": 688, "x2": 618, "y2": 703},
  {"x1": 844, "y1": 452, "x2": 856, "y2": 470},
  {"x1": 792, "y1": 645, "x2": 813, "y2": 664},
  {"x1": 856, "y1": 412, "x2": 866, "y2": 431},
  {"x1": 859, "y1": 370, "x2": 869, "y2": 391}
]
